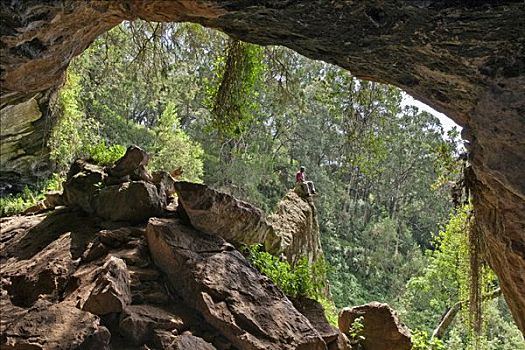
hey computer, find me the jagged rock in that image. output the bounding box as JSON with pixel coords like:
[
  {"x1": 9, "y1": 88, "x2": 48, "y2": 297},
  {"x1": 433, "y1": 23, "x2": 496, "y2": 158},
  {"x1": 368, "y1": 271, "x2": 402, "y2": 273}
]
[
  {"x1": 145, "y1": 217, "x2": 326, "y2": 350},
  {"x1": 44, "y1": 191, "x2": 64, "y2": 208},
  {"x1": 21, "y1": 201, "x2": 47, "y2": 215},
  {"x1": 152, "y1": 171, "x2": 177, "y2": 202},
  {"x1": 81, "y1": 239, "x2": 110, "y2": 263},
  {"x1": 0, "y1": 210, "x2": 100, "y2": 265},
  {"x1": 94, "y1": 181, "x2": 164, "y2": 223},
  {"x1": 110, "y1": 240, "x2": 151, "y2": 267},
  {"x1": 109, "y1": 145, "x2": 150, "y2": 178},
  {"x1": 62, "y1": 160, "x2": 106, "y2": 213},
  {"x1": 1, "y1": 232, "x2": 76, "y2": 307},
  {"x1": 338, "y1": 302, "x2": 412, "y2": 350},
  {"x1": 60, "y1": 151, "x2": 165, "y2": 223},
  {"x1": 328, "y1": 333, "x2": 351, "y2": 350},
  {"x1": 1, "y1": 301, "x2": 111, "y2": 350},
  {"x1": 82, "y1": 256, "x2": 131, "y2": 315},
  {"x1": 176, "y1": 183, "x2": 325, "y2": 266},
  {"x1": 174, "y1": 181, "x2": 282, "y2": 252},
  {"x1": 21, "y1": 191, "x2": 63, "y2": 215},
  {"x1": 269, "y1": 190, "x2": 323, "y2": 265},
  {"x1": 97, "y1": 227, "x2": 137, "y2": 248},
  {"x1": 119, "y1": 305, "x2": 187, "y2": 346}
]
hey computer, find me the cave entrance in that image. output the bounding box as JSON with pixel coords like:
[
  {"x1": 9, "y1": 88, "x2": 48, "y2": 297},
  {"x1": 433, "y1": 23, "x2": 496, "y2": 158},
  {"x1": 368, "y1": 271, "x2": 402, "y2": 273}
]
[
  {"x1": 1, "y1": 1, "x2": 524, "y2": 338},
  {"x1": 35, "y1": 19, "x2": 522, "y2": 347}
]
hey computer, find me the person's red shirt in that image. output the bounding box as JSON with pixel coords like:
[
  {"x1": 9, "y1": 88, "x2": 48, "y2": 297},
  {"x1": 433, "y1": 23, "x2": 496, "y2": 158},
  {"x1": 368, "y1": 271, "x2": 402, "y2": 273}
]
[{"x1": 296, "y1": 171, "x2": 305, "y2": 182}]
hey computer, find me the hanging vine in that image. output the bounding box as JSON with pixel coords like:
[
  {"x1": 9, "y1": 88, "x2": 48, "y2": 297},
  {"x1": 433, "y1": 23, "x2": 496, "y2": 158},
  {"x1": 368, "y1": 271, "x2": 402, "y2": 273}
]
[
  {"x1": 460, "y1": 160, "x2": 494, "y2": 349},
  {"x1": 208, "y1": 39, "x2": 264, "y2": 138}
]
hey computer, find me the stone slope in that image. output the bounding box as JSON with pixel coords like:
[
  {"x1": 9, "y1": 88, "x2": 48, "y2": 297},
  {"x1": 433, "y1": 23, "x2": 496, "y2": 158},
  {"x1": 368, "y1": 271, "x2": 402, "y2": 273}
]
[
  {"x1": 0, "y1": 201, "x2": 347, "y2": 349},
  {"x1": 146, "y1": 218, "x2": 326, "y2": 350}
]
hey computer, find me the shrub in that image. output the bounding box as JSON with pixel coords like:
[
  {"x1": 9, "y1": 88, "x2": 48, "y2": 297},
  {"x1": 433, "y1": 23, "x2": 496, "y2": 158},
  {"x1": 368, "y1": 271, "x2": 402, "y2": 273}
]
[
  {"x1": 411, "y1": 330, "x2": 445, "y2": 350},
  {"x1": 243, "y1": 244, "x2": 329, "y2": 299},
  {"x1": 85, "y1": 142, "x2": 126, "y2": 166},
  {"x1": 0, "y1": 174, "x2": 64, "y2": 217},
  {"x1": 348, "y1": 316, "x2": 366, "y2": 344}
]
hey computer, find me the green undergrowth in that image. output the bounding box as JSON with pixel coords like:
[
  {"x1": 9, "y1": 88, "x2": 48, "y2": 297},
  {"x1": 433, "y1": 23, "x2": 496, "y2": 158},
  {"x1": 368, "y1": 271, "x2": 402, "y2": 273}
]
[
  {"x1": 411, "y1": 330, "x2": 445, "y2": 350},
  {"x1": 0, "y1": 174, "x2": 64, "y2": 217},
  {"x1": 242, "y1": 243, "x2": 338, "y2": 326},
  {"x1": 85, "y1": 142, "x2": 126, "y2": 166}
]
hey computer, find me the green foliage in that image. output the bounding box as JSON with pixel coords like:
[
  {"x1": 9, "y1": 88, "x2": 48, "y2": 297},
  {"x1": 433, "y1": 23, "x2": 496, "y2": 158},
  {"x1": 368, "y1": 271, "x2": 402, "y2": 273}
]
[
  {"x1": 348, "y1": 316, "x2": 366, "y2": 343},
  {"x1": 403, "y1": 206, "x2": 471, "y2": 330},
  {"x1": 402, "y1": 205, "x2": 524, "y2": 349},
  {"x1": 149, "y1": 102, "x2": 204, "y2": 182},
  {"x1": 0, "y1": 174, "x2": 63, "y2": 217},
  {"x1": 411, "y1": 330, "x2": 445, "y2": 350},
  {"x1": 49, "y1": 72, "x2": 101, "y2": 171},
  {"x1": 243, "y1": 244, "x2": 338, "y2": 325},
  {"x1": 0, "y1": 187, "x2": 38, "y2": 217},
  {"x1": 85, "y1": 142, "x2": 126, "y2": 166},
  {"x1": 208, "y1": 40, "x2": 264, "y2": 137},
  {"x1": 243, "y1": 244, "x2": 328, "y2": 300},
  {"x1": 317, "y1": 297, "x2": 338, "y2": 327}
]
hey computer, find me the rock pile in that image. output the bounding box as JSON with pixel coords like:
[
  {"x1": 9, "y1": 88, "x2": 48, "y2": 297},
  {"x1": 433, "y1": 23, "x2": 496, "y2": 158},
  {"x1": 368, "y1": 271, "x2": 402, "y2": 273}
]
[
  {"x1": 0, "y1": 149, "x2": 354, "y2": 349},
  {"x1": 61, "y1": 145, "x2": 176, "y2": 223},
  {"x1": 1, "y1": 149, "x2": 410, "y2": 349}
]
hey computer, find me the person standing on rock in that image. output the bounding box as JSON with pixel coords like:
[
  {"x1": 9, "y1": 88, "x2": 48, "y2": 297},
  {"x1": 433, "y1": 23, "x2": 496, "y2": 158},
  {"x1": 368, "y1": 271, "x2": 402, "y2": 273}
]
[{"x1": 295, "y1": 166, "x2": 316, "y2": 196}]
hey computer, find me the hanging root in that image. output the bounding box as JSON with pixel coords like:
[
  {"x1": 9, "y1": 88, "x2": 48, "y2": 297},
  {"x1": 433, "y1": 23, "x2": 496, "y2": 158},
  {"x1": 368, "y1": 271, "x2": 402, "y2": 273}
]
[{"x1": 468, "y1": 213, "x2": 483, "y2": 343}]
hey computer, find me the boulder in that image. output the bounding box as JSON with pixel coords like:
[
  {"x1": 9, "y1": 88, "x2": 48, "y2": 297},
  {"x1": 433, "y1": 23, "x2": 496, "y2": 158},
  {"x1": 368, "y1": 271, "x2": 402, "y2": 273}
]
[
  {"x1": 109, "y1": 145, "x2": 150, "y2": 179},
  {"x1": 21, "y1": 201, "x2": 47, "y2": 215},
  {"x1": 97, "y1": 227, "x2": 139, "y2": 248},
  {"x1": 338, "y1": 302, "x2": 411, "y2": 350},
  {"x1": 119, "y1": 304, "x2": 187, "y2": 345},
  {"x1": 82, "y1": 256, "x2": 131, "y2": 315},
  {"x1": 145, "y1": 218, "x2": 326, "y2": 350},
  {"x1": 1, "y1": 301, "x2": 111, "y2": 350},
  {"x1": 62, "y1": 160, "x2": 106, "y2": 213},
  {"x1": 152, "y1": 171, "x2": 177, "y2": 202},
  {"x1": 174, "y1": 182, "x2": 282, "y2": 253},
  {"x1": 94, "y1": 181, "x2": 164, "y2": 223},
  {"x1": 328, "y1": 333, "x2": 351, "y2": 350},
  {"x1": 268, "y1": 190, "x2": 323, "y2": 265},
  {"x1": 152, "y1": 330, "x2": 217, "y2": 350}
]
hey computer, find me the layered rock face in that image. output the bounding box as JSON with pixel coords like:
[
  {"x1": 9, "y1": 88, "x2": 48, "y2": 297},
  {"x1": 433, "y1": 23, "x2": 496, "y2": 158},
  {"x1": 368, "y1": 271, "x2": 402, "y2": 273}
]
[
  {"x1": 0, "y1": 0, "x2": 524, "y2": 333},
  {"x1": 269, "y1": 191, "x2": 323, "y2": 265}
]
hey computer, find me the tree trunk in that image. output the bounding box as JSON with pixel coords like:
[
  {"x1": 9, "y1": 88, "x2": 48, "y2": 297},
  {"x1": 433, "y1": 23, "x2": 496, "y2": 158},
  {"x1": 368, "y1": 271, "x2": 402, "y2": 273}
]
[{"x1": 432, "y1": 288, "x2": 502, "y2": 339}]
